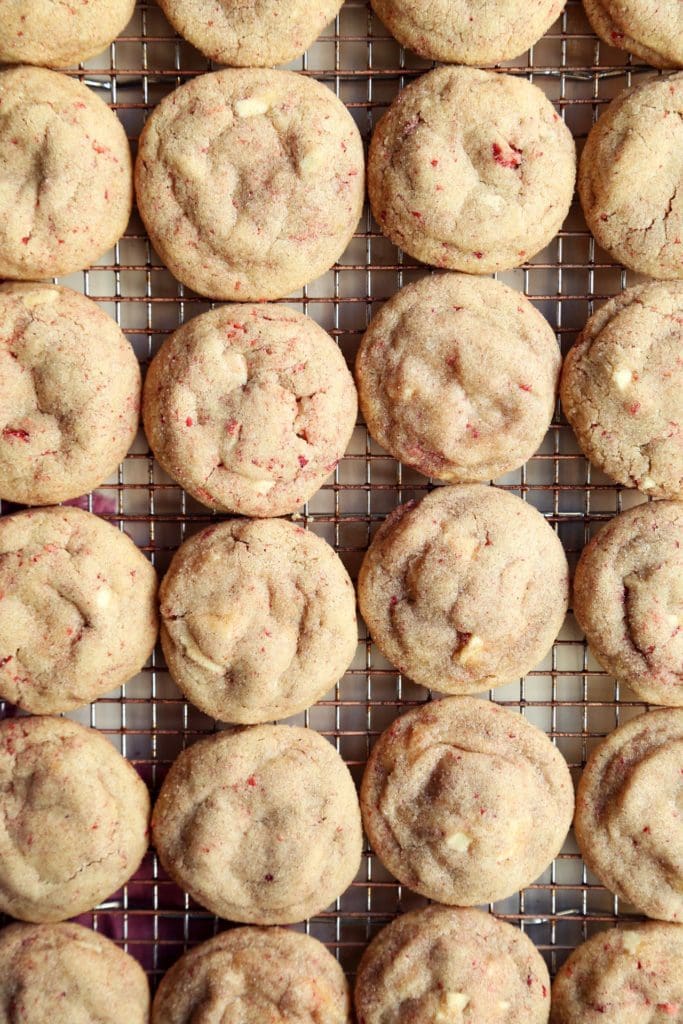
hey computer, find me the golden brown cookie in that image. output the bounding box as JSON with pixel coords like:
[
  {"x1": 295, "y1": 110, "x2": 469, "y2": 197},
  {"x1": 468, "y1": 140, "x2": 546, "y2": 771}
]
[
  {"x1": 575, "y1": 709, "x2": 683, "y2": 922},
  {"x1": 152, "y1": 724, "x2": 362, "y2": 924},
  {"x1": 0, "y1": 0, "x2": 135, "y2": 68}
]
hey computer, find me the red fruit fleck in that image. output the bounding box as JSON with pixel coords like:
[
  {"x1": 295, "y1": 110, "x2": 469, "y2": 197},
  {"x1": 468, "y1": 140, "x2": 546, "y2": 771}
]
[
  {"x1": 611, "y1": 30, "x2": 625, "y2": 40},
  {"x1": 264, "y1": 873, "x2": 274, "y2": 881},
  {"x1": 226, "y1": 418, "x2": 239, "y2": 435},
  {"x1": 600, "y1": 213, "x2": 609, "y2": 222},
  {"x1": 92, "y1": 141, "x2": 108, "y2": 154},
  {"x1": 492, "y1": 141, "x2": 522, "y2": 169},
  {"x1": 247, "y1": 775, "x2": 257, "y2": 787},
  {"x1": 2, "y1": 427, "x2": 29, "y2": 441},
  {"x1": 186, "y1": 416, "x2": 193, "y2": 427},
  {"x1": 298, "y1": 455, "x2": 309, "y2": 468},
  {"x1": 658, "y1": 1006, "x2": 679, "y2": 1017},
  {"x1": 519, "y1": 383, "x2": 532, "y2": 392},
  {"x1": 473, "y1": 251, "x2": 483, "y2": 259},
  {"x1": 643, "y1": 825, "x2": 651, "y2": 833},
  {"x1": 389, "y1": 595, "x2": 399, "y2": 608},
  {"x1": 431, "y1": 158, "x2": 439, "y2": 167},
  {"x1": 411, "y1": 210, "x2": 422, "y2": 219},
  {"x1": 466, "y1": 423, "x2": 480, "y2": 439},
  {"x1": 21, "y1": 236, "x2": 30, "y2": 245},
  {"x1": 527, "y1": 976, "x2": 533, "y2": 988},
  {"x1": 0, "y1": 656, "x2": 12, "y2": 669},
  {"x1": 628, "y1": 402, "x2": 641, "y2": 415},
  {"x1": 542, "y1": 985, "x2": 548, "y2": 998}
]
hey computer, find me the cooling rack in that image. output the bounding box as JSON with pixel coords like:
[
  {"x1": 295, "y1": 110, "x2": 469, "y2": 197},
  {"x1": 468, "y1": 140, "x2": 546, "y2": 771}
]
[{"x1": 0, "y1": 0, "x2": 660, "y2": 990}]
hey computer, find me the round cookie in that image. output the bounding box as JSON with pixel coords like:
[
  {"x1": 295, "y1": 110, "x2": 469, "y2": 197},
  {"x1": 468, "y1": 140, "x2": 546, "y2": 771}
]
[
  {"x1": 361, "y1": 697, "x2": 574, "y2": 905},
  {"x1": 371, "y1": 0, "x2": 565, "y2": 65},
  {"x1": 0, "y1": 66, "x2": 133, "y2": 281},
  {"x1": 0, "y1": 0, "x2": 136, "y2": 69},
  {"x1": 0, "y1": 715, "x2": 150, "y2": 923},
  {"x1": 583, "y1": 0, "x2": 683, "y2": 69},
  {"x1": 368, "y1": 66, "x2": 576, "y2": 275},
  {"x1": 357, "y1": 484, "x2": 569, "y2": 693},
  {"x1": 355, "y1": 905, "x2": 551, "y2": 1024},
  {"x1": 579, "y1": 74, "x2": 683, "y2": 279},
  {"x1": 575, "y1": 708, "x2": 683, "y2": 922},
  {"x1": 159, "y1": 518, "x2": 357, "y2": 724},
  {"x1": 551, "y1": 923, "x2": 683, "y2": 1023},
  {"x1": 0, "y1": 506, "x2": 158, "y2": 714},
  {"x1": 152, "y1": 927, "x2": 351, "y2": 1024},
  {"x1": 151, "y1": 724, "x2": 362, "y2": 924},
  {"x1": 573, "y1": 501, "x2": 683, "y2": 706},
  {"x1": 356, "y1": 274, "x2": 560, "y2": 482},
  {"x1": 156, "y1": 0, "x2": 344, "y2": 66},
  {"x1": 0, "y1": 283, "x2": 141, "y2": 506},
  {"x1": 560, "y1": 282, "x2": 683, "y2": 499},
  {"x1": 0, "y1": 921, "x2": 149, "y2": 1024},
  {"x1": 143, "y1": 304, "x2": 357, "y2": 517},
  {"x1": 135, "y1": 69, "x2": 364, "y2": 301}
]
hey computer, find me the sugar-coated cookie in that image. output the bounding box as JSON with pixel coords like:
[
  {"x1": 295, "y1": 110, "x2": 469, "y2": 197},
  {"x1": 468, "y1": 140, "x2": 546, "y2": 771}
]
[
  {"x1": 583, "y1": 0, "x2": 683, "y2": 69},
  {"x1": 0, "y1": 0, "x2": 135, "y2": 68}
]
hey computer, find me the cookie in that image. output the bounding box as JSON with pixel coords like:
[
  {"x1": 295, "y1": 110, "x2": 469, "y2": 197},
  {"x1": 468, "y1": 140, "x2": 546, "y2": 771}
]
[
  {"x1": 361, "y1": 696, "x2": 574, "y2": 906},
  {"x1": 0, "y1": 66, "x2": 133, "y2": 281},
  {"x1": 560, "y1": 282, "x2": 683, "y2": 499},
  {"x1": 0, "y1": 506, "x2": 158, "y2": 714},
  {"x1": 143, "y1": 304, "x2": 357, "y2": 516},
  {"x1": 583, "y1": 0, "x2": 683, "y2": 69},
  {"x1": 0, "y1": 0, "x2": 135, "y2": 69},
  {"x1": 356, "y1": 273, "x2": 560, "y2": 482},
  {"x1": 358, "y1": 484, "x2": 569, "y2": 693},
  {"x1": 159, "y1": 518, "x2": 357, "y2": 724},
  {"x1": 152, "y1": 927, "x2": 351, "y2": 1024},
  {"x1": 371, "y1": 0, "x2": 565, "y2": 65},
  {"x1": 368, "y1": 66, "x2": 576, "y2": 275},
  {"x1": 0, "y1": 921, "x2": 149, "y2": 1024},
  {"x1": 152, "y1": 724, "x2": 362, "y2": 923},
  {"x1": 0, "y1": 715, "x2": 150, "y2": 923},
  {"x1": 573, "y1": 501, "x2": 683, "y2": 707},
  {"x1": 579, "y1": 74, "x2": 683, "y2": 279},
  {"x1": 0, "y1": 283, "x2": 141, "y2": 505},
  {"x1": 551, "y1": 923, "x2": 683, "y2": 1023},
  {"x1": 355, "y1": 905, "x2": 551, "y2": 1024},
  {"x1": 575, "y1": 708, "x2": 683, "y2": 922},
  {"x1": 156, "y1": 0, "x2": 344, "y2": 66},
  {"x1": 135, "y1": 69, "x2": 364, "y2": 301}
]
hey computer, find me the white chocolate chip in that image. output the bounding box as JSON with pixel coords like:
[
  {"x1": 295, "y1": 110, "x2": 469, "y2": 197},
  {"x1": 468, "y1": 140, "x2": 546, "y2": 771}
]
[
  {"x1": 299, "y1": 148, "x2": 326, "y2": 174},
  {"x1": 235, "y1": 96, "x2": 270, "y2": 117},
  {"x1": 612, "y1": 367, "x2": 633, "y2": 391},
  {"x1": 247, "y1": 479, "x2": 275, "y2": 495},
  {"x1": 21, "y1": 289, "x2": 59, "y2": 308},
  {"x1": 498, "y1": 1001, "x2": 511, "y2": 1012},
  {"x1": 95, "y1": 586, "x2": 113, "y2": 609},
  {"x1": 480, "y1": 193, "x2": 506, "y2": 211},
  {"x1": 446, "y1": 831, "x2": 472, "y2": 852},
  {"x1": 435, "y1": 992, "x2": 470, "y2": 1021},
  {"x1": 621, "y1": 931, "x2": 641, "y2": 954},
  {"x1": 180, "y1": 633, "x2": 224, "y2": 674},
  {"x1": 446, "y1": 532, "x2": 479, "y2": 561},
  {"x1": 455, "y1": 635, "x2": 485, "y2": 665},
  {"x1": 640, "y1": 476, "x2": 657, "y2": 491}
]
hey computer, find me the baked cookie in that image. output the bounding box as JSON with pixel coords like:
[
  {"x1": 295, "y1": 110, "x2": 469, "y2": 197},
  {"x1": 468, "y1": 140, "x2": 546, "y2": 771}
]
[
  {"x1": 358, "y1": 484, "x2": 569, "y2": 693},
  {"x1": 579, "y1": 74, "x2": 683, "y2": 279},
  {"x1": 152, "y1": 927, "x2": 351, "y2": 1024},
  {"x1": 561, "y1": 282, "x2": 683, "y2": 498},
  {"x1": 368, "y1": 66, "x2": 576, "y2": 274},
  {"x1": 0, "y1": 283, "x2": 141, "y2": 505},
  {"x1": 159, "y1": 518, "x2": 357, "y2": 724},
  {"x1": 0, "y1": 506, "x2": 158, "y2": 714},
  {"x1": 355, "y1": 905, "x2": 551, "y2": 1024},
  {"x1": 0, "y1": 921, "x2": 149, "y2": 1024},
  {"x1": 0, "y1": 715, "x2": 150, "y2": 923},
  {"x1": 157, "y1": 0, "x2": 344, "y2": 66},
  {"x1": 551, "y1": 923, "x2": 683, "y2": 1023},
  {"x1": 0, "y1": 66, "x2": 133, "y2": 280},
  {"x1": 356, "y1": 274, "x2": 560, "y2": 482},
  {"x1": 135, "y1": 69, "x2": 364, "y2": 301},
  {"x1": 573, "y1": 501, "x2": 683, "y2": 706},
  {"x1": 143, "y1": 304, "x2": 357, "y2": 516},
  {"x1": 0, "y1": 0, "x2": 135, "y2": 68},
  {"x1": 371, "y1": 0, "x2": 565, "y2": 65},
  {"x1": 575, "y1": 708, "x2": 683, "y2": 922},
  {"x1": 152, "y1": 724, "x2": 362, "y2": 923},
  {"x1": 583, "y1": 0, "x2": 683, "y2": 69},
  {"x1": 361, "y1": 697, "x2": 574, "y2": 905}
]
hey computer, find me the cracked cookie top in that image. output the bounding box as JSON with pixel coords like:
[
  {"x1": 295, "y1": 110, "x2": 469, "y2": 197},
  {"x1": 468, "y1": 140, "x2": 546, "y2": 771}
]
[
  {"x1": 361, "y1": 697, "x2": 574, "y2": 906},
  {"x1": 358, "y1": 484, "x2": 569, "y2": 694},
  {"x1": 356, "y1": 273, "x2": 560, "y2": 482},
  {"x1": 152, "y1": 927, "x2": 351, "y2": 1024},
  {"x1": 370, "y1": 0, "x2": 565, "y2": 65},
  {"x1": 368, "y1": 66, "x2": 576, "y2": 275},
  {"x1": 0, "y1": 0, "x2": 135, "y2": 68},
  {"x1": 143, "y1": 304, "x2": 357, "y2": 517},
  {"x1": 579, "y1": 74, "x2": 683, "y2": 279},
  {"x1": 0, "y1": 66, "x2": 133, "y2": 280},
  {"x1": 355, "y1": 905, "x2": 551, "y2": 1024},
  {"x1": 550, "y1": 923, "x2": 683, "y2": 1023},
  {"x1": 159, "y1": 518, "x2": 357, "y2": 724},
  {"x1": 0, "y1": 921, "x2": 150, "y2": 1024},
  {"x1": 0, "y1": 716, "x2": 150, "y2": 923},
  {"x1": 151, "y1": 724, "x2": 362, "y2": 924},
  {"x1": 561, "y1": 281, "x2": 683, "y2": 499},
  {"x1": 574, "y1": 501, "x2": 683, "y2": 706},
  {"x1": 583, "y1": 0, "x2": 683, "y2": 69},
  {"x1": 575, "y1": 708, "x2": 683, "y2": 922},
  {"x1": 156, "y1": 0, "x2": 344, "y2": 66},
  {"x1": 0, "y1": 506, "x2": 158, "y2": 714},
  {"x1": 0, "y1": 283, "x2": 141, "y2": 505},
  {"x1": 135, "y1": 69, "x2": 365, "y2": 301}
]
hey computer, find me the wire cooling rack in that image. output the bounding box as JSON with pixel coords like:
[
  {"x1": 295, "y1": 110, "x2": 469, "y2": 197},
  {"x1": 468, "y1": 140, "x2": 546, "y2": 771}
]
[{"x1": 0, "y1": 0, "x2": 662, "y2": 991}]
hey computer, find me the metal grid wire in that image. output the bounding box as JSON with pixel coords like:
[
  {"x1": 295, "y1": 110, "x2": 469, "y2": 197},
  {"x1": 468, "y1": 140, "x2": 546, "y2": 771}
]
[{"x1": 0, "y1": 0, "x2": 663, "y2": 990}]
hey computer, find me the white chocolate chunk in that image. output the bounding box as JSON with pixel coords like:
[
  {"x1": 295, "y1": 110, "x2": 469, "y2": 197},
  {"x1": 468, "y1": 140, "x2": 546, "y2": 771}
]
[
  {"x1": 299, "y1": 148, "x2": 326, "y2": 174},
  {"x1": 612, "y1": 367, "x2": 633, "y2": 391},
  {"x1": 235, "y1": 96, "x2": 270, "y2": 117},
  {"x1": 247, "y1": 479, "x2": 275, "y2": 495},
  {"x1": 621, "y1": 931, "x2": 641, "y2": 954},
  {"x1": 455, "y1": 634, "x2": 485, "y2": 665},
  {"x1": 95, "y1": 586, "x2": 113, "y2": 609},
  {"x1": 21, "y1": 289, "x2": 59, "y2": 308},
  {"x1": 435, "y1": 992, "x2": 470, "y2": 1020},
  {"x1": 446, "y1": 831, "x2": 472, "y2": 852},
  {"x1": 640, "y1": 476, "x2": 657, "y2": 491},
  {"x1": 498, "y1": 1001, "x2": 511, "y2": 1012},
  {"x1": 181, "y1": 633, "x2": 224, "y2": 674}
]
